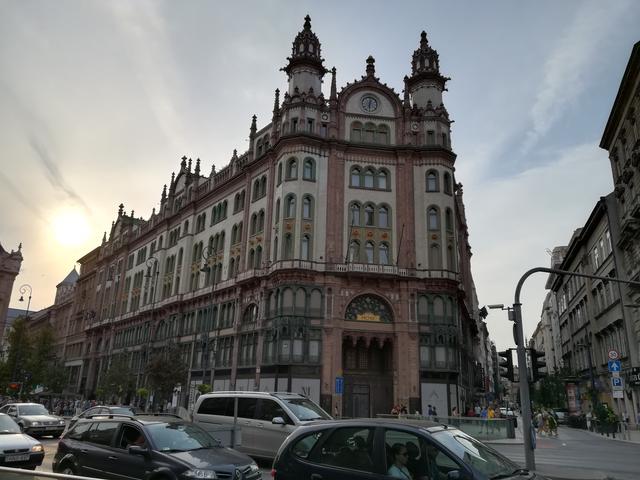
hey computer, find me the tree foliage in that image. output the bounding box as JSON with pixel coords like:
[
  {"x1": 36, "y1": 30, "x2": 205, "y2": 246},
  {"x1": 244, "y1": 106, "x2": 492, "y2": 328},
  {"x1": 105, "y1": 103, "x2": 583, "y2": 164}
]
[
  {"x1": 532, "y1": 374, "x2": 567, "y2": 408},
  {"x1": 97, "y1": 354, "x2": 136, "y2": 402},
  {"x1": 145, "y1": 344, "x2": 187, "y2": 405}
]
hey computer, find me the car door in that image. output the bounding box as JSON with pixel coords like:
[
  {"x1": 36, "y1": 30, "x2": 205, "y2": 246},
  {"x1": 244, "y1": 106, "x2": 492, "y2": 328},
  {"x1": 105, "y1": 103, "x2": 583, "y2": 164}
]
[
  {"x1": 109, "y1": 424, "x2": 151, "y2": 480},
  {"x1": 81, "y1": 421, "x2": 120, "y2": 479},
  {"x1": 302, "y1": 426, "x2": 386, "y2": 480},
  {"x1": 234, "y1": 397, "x2": 259, "y2": 456},
  {"x1": 253, "y1": 399, "x2": 295, "y2": 458}
]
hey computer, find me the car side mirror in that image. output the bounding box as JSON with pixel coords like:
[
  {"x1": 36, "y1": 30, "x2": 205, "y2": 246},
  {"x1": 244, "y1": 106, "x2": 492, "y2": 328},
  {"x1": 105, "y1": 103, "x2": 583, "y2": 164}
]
[
  {"x1": 272, "y1": 416, "x2": 286, "y2": 425},
  {"x1": 128, "y1": 445, "x2": 150, "y2": 456}
]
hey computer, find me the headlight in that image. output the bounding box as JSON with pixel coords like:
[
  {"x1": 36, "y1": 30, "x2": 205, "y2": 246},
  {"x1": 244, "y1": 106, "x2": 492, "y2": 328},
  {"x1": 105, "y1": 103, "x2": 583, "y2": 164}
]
[
  {"x1": 249, "y1": 463, "x2": 259, "y2": 472},
  {"x1": 31, "y1": 445, "x2": 44, "y2": 453},
  {"x1": 183, "y1": 469, "x2": 217, "y2": 479},
  {"x1": 31, "y1": 422, "x2": 40, "y2": 426},
  {"x1": 59, "y1": 420, "x2": 66, "y2": 425}
]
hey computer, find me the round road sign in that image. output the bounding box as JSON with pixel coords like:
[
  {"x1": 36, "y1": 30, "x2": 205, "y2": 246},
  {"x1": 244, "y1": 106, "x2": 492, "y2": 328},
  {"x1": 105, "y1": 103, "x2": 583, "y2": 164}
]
[{"x1": 608, "y1": 350, "x2": 619, "y2": 360}]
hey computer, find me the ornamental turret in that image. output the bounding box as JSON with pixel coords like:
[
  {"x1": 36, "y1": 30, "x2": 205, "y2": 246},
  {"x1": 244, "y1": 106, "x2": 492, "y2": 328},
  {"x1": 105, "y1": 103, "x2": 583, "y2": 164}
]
[
  {"x1": 281, "y1": 15, "x2": 328, "y2": 96},
  {"x1": 406, "y1": 31, "x2": 450, "y2": 110}
]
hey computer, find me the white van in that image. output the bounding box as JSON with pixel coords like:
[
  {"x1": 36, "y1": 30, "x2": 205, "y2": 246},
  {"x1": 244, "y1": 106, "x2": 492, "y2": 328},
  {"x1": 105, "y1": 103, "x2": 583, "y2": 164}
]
[{"x1": 192, "y1": 391, "x2": 332, "y2": 459}]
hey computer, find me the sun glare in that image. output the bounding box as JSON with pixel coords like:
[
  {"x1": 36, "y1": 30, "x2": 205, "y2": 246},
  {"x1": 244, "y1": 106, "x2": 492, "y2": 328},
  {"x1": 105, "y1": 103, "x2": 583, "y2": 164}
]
[{"x1": 52, "y1": 208, "x2": 91, "y2": 246}]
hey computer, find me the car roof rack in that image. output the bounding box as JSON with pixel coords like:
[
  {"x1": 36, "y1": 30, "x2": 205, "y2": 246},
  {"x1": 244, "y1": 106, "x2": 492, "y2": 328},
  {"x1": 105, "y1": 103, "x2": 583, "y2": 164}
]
[
  {"x1": 135, "y1": 413, "x2": 183, "y2": 419},
  {"x1": 200, "y1": 391, "x2": 305, "y2": 398},
  {"x1": 84, "y1": 413, "x2": 135, "y2": 420}
]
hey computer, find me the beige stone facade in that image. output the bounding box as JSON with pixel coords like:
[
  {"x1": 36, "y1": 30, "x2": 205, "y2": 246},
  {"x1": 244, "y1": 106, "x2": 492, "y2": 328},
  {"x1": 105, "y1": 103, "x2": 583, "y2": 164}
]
[{"x1": 0, "y1": 242, "x2": 23, "y2": 354}]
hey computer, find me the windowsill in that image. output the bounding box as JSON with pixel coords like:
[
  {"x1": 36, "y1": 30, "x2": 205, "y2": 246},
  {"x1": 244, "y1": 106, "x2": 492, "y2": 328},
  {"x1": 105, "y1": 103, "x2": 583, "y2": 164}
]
[{"x1": 348, "y1": 185, "x2": 392, "y2": 192}]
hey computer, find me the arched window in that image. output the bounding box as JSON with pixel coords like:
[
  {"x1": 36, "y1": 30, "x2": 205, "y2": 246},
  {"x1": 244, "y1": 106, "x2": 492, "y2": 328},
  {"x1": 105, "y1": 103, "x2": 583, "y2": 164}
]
[
  {"x1": 301, "y1": 235, "x2": 311, "y2": 260},
  {"x1": 428, "y1": 207, "x2": 440, "y2": 231},
  {"x1": 426, "y1": 171, "x2": 439, "y2": 192},
  {"x1": 351, "y1": 167, "x2": 361, "y2": 187},
  {"x1": 248, "y1": 249, "x2": 255, "y2": 269},
  {"x1": 365, "y1": 204, "x2": 375, "y2": 226},
  {"x1": 303, "y1": 158, "x2": 315, "y2": 180},
  {"x1": 257, "y1": 139, "x2": 263, "y2": 156},
  {"x1": 349, "y1": 241, "x2": 360, "y2": 262},
  {"x1": 376, "y1": 124, "x2": 390, "y2": 144},
  {"x1": 275, "y1": 198, "x2": 281, "y2": 223},
  {"x1": 277, "y1": 163, "x2": 283, "y2": 185},
  {"x1": 443, "y1": 172, "x2": 452, "y2": 195},
  {"x1": 260, "y1": 176, "x2": 267, "y2": 196},
  {"x1": 379, "y1": 243, "x2": 390, "y2": 265},
  {"x1": 286, "y1": 158, "x2": 298, "y2": 179},
  {"x1": 250, "y1": 213, "x2": 257, "y2": 235},
  {"x1": 229, "y1": 257, "x2": 236, "y2": 277},
  {"x1": 223, "y1": 201, "x2": 228, "y2": 218},
  {"x1": 350, "y1": 203, "x2": 361, "y2": 226},
  {"x1": 351, "y1": 122, "x2": 363, "y2": 142},
  {"x1": 231, "y1": 225, "x2": 238, "y2": 244},
  {"x1": 258, "y1": 210, "x2": 265, "y2": 232},
  {"x1": 378, "y1": 205, "x2": 389, "y2": 228},
  {"x1": 273, "y1": 236, "x2": 279, "y2": 261},
  {"x1": 447, "y1": 244, "x2": 455, "y2": 271},
  {"x1": 255, "y1": 246, "x2": 263, "y2": 268},
  {"x1": 237, "y1": 222, "x2": 242, "y2": 242},
  {"x1": 445, "y1": 208, "x2": 453, "y2": 232},
  {"x1": 302, "y1": 195, "x2": 313, "y2": 220},
  {"x1": 284, "y1": 234, "x2": 294, "y2": 260},
  {"x1": 364, "y1": 168, "x2": 375, "y2": 188},
  {"x1": 253, "y1": 179, "x2": 260, "y2": 200},
  {"x1": 364, "y1": 122, "x2": 376, "y2": 143},
  {"x1": 430, "y1": 244, "x2": 442, "y2": 269},
  {"x1": 285, "y1": 194, "x2": 296, "y2": 218},
  {"x1": 377, "y1": 169, "x2": 389, "y2": 190},
  {"x1": 365, "y1": 241, "x2": 375, "y2": 263}
]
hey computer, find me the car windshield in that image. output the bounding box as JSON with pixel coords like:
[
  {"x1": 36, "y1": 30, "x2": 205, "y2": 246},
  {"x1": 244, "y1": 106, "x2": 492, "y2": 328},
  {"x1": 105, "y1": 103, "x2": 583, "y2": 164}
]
[
  {"x1": 282, "y1": 398, "x2": 331, "y2": 421},
  {"x1": 146, "y1": 422, "x2": 220, "y2": 452},
  {"x1": 0, "y1": 416, "x2": 21, "y2": 433},
  {"x1": 18, "y1": 405, "x2": 49, "y2": 416},
  {"x1": 430, "y1": 428, "x2": 520, "y2": 478}
]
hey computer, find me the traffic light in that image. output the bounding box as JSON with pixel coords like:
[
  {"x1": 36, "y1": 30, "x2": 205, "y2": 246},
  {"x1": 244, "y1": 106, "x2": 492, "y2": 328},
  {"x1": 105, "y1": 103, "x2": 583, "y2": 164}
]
[
  {"x1": 498, "y1": 349, "x2": 515, "y2": 382},
  {"x1": 530, "y1": 348, "x2": 547, "y2": 382}
]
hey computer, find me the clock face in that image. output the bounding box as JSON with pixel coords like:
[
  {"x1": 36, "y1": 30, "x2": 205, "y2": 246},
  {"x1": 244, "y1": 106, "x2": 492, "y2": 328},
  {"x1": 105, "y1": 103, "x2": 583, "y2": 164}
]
[{"x1": 361, "y1": 95, "x2": 378, "y2": 113}]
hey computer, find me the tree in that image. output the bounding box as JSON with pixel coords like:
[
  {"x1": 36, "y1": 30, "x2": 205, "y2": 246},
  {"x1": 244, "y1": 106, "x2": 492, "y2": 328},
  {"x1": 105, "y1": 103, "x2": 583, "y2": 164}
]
[
  {"x1": 532, "y1": 374, "x2": 567, "y2": 408},
  {"x1": 2, "y1": 318, "x2": 32, "y2": 396},
  {"x1": 26, "y1": 326, "x2": 56, "y2": 392},
  {"x1": 146, "y1": 343, "x2": 188, "y2": 407},
  {"x1": 98, "y1": 354, "x2": 136, "y2": 403}
]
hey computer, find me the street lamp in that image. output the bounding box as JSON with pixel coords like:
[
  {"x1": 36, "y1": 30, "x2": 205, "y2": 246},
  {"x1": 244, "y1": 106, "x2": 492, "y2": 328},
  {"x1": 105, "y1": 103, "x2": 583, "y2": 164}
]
[
  {"x1": 140, "y1": 256, "x2": 160, "y2": 395},
  {"x1": 18, "y1": 284, "x2": 33, "y2": 320},
  {"x1": 200, "y1": 246, "x2": 217, "y2": 389}
]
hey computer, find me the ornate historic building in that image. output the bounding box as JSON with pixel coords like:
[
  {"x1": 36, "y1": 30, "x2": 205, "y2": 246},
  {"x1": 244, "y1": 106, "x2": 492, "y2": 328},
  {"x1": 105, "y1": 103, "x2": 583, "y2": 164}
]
[
  {"x1": 600, "y1": 40, "x2": 640, "y2": 418},
  {"x1": 70, "y1": 17, "x2": 486, "y2": 416},
  {"x1": 0, "y1": 242, "x2": 23, "y2": 355}
]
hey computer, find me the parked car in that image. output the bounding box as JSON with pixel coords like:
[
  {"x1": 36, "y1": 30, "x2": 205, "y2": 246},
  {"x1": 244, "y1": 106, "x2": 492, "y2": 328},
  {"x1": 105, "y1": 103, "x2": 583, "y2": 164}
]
[
  {"x1": 193, "y1": 391, "x2": 332, "y2": 459},
  {"x1": 53, "y1": 413, "x2": 261, "y2": 479},
  {"x1": 272, "y1": 418, "x2": 550, "y2": 479},
  {"x1": 64, "y1": 405, "x2": 136, "y2": 434},
  {"x1": 499, "y1": 407, "x2": 515, "y2": 417},
  {"x1": 0, "y1": 403, "x2": 66, "y2": 438},
  {"x1": 553, "y1": 409, "x2": 569, "y2": 425},
  {"x1": 0, "y1": 413, "x2": 44, "y2": 470}
]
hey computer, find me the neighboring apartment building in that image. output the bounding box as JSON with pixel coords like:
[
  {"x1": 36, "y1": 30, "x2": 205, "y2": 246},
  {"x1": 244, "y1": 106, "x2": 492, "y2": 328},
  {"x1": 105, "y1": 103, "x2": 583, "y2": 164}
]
[
  {"x1": 55, "y1": 17, "x2": 488, "y2": 417},
  {"x1": 548, "y1": 196, "x2": 635, "y2": 419},
  {"x1": 600, "y1": 40, "x2": 640, "y2": 420},
  {"x1": 0, "y1": 242, "x2": 23, "y2": 352},
  {"x1": 536, "y1": 291, "x2": 562, "y2": 374}
]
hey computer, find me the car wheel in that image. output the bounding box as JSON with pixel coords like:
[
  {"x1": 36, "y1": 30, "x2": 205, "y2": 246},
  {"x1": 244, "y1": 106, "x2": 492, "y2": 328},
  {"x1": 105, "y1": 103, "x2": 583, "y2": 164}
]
[{"x1": 60, "y1": 464, "x2": 77, "y2": 475}]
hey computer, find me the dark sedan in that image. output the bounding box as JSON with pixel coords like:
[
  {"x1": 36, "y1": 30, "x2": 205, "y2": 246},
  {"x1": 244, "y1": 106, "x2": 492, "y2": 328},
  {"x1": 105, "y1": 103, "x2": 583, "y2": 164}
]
[
  {"x1": 272, "y1": 418, "x2": 550, "y2": 480},
  {"x1": 0, "y1": 403, "x2": 66, "y2": 438},
  {"x1": 0, "y1": 413, "x2": 44, "y2": 470},
  {"x1": 64, "y1": 405, "x2": 136, "y2": 434}
]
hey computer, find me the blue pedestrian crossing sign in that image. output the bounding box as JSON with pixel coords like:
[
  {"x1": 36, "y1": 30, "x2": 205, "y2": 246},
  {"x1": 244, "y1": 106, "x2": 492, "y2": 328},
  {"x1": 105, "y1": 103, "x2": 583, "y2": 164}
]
[{"x1": 608, "y1": 360, "x2": 621, "y2": 372}]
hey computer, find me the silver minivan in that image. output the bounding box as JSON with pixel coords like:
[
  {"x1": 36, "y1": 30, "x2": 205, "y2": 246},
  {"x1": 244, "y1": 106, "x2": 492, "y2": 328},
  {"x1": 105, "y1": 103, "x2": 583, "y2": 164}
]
[{"x1": 192, "y1": 391, "x2": 332, "y2": 459}]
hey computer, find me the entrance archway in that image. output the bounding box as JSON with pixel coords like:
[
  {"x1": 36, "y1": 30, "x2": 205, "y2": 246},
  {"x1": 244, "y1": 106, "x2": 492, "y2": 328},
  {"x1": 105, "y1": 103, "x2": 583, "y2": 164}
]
[{"x1": 342, "y1": 336, "x2": 393, "y2": 417}]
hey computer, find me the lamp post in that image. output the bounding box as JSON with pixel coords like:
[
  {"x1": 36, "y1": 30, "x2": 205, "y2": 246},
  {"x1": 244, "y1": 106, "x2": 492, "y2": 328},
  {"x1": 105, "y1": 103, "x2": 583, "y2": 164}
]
[
  {"x1": 140, "y1": 256, "x2": 159, "y2": 395},
  {"x1": 18, "y1": 284, "x2": 33, "y2": 320},
  {"x1": 200, "y1": 246, "x2": 217, "y2": 389}
]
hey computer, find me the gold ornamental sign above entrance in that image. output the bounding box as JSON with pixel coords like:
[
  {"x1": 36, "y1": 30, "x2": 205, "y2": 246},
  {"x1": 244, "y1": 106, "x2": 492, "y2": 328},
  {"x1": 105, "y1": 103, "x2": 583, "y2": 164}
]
[
  {"x1": 356, "y1": 312, "x2": 381, "y2": 322},
  {"x1": 346, "y1": 294, "x2": 393, "y2": 323}
]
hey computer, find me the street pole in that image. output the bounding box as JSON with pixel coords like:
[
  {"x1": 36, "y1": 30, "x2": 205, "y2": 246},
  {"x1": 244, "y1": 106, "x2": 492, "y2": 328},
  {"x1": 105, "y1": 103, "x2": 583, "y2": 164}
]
[
  {"x1": 141, "y1": 257, "x2": 159, "y2": 400},
  {"x1": 16, "y1": 284, "x2": 33, "y2": 396},
  {"x1": 513, "y1": 266, "x2": 640, "y2": 472},
  {"x1": 200, "y1": 246, "x2": 216, "y2": 390}
]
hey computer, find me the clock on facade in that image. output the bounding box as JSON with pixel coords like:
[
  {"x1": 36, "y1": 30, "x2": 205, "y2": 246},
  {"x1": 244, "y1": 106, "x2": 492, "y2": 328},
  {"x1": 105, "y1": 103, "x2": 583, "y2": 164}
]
[{"x1": 361, "y1": 95, "x2": 378, "y2": 113}]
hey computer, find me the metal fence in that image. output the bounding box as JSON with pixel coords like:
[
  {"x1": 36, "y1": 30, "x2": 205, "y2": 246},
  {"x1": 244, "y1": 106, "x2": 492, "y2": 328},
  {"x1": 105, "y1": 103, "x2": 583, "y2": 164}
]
[
  {"x1": 0, "y1": 466, "x2": 105, "y2": 480},
  {"x1": 375, "y1": 414, "x2": 516, "y2": 440}
]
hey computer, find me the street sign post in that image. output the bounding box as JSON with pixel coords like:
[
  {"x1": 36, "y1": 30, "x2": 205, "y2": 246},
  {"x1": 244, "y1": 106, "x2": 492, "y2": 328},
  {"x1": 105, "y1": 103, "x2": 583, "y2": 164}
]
[
  {"x1": 613, "y1": 390, "x2": 624, "y2": 398},
  {"x1": 608, "y1": 360, "x2": 621, "y2": 373},
  {"x1": 612, "y1": 377, "x2": 624, "y2": 390}
]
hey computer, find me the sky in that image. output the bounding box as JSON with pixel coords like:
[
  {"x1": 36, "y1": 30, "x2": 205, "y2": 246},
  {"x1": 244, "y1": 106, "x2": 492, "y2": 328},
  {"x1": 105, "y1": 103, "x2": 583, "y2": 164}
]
[{"x1": 1, "y1": 0, "x2": 639, "y2": 352}]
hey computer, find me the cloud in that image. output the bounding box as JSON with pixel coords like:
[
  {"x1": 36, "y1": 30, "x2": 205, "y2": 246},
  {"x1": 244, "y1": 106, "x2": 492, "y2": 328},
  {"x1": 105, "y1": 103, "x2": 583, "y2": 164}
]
[
  {"x1": 27, "y1": 133, "x2": 90, "y2": 212},
  {"x1": 0, "y1": 172, "x2": 45, "y2": 221},
  {"x1": 521, "y1": 1, "x2": 631, "y2": 153}
]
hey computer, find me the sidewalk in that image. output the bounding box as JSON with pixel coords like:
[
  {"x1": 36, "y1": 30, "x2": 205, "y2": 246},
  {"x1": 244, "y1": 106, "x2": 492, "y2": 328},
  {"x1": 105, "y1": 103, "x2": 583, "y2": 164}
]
[{"x1": 582, "y1": 425, "x2": 640, "y2": 444}]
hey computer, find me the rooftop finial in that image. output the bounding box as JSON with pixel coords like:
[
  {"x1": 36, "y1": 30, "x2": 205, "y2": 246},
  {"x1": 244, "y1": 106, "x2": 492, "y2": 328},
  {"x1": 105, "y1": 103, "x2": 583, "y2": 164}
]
[
  {"x1": 331, "y1": 67, "x2": 337, "y2": 98},
  {"x1": 366, "y1": 55, "x2": 375, "y2": 77},
  {"x1": 273, "y1": 89, "x2": 280, "y2": 115},
  {"x1": 304, "y1": 14, "x2": 311, "y2": 30},
  {"x1": 195, "y1": 158, "x2": 201, "y2": 176},
  {"x1": 118, "y1": 203, "x2": 124, "y2": 217}
]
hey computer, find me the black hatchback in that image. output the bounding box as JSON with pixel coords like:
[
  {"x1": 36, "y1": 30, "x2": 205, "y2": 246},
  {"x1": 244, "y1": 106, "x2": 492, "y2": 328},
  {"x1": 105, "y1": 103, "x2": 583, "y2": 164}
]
[
  {"x1": 53, "y1": 414, "x2": 261, "y2": 480},
  {"x1": 272, "y1": 418, "x2": 550, "y2": 480}
]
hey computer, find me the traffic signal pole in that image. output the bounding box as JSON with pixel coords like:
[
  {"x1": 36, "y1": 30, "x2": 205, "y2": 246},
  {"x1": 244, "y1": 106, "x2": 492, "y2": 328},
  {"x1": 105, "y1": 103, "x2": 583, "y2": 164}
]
[{"x1": 513, "y1": 266, "x2": 640, "y2": 472}]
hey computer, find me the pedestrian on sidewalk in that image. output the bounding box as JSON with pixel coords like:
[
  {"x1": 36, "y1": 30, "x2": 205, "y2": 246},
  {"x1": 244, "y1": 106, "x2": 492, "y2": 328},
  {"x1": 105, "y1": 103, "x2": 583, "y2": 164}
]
[{"x1": 586, "y1": 408, "x2": 593, "y2": 432}]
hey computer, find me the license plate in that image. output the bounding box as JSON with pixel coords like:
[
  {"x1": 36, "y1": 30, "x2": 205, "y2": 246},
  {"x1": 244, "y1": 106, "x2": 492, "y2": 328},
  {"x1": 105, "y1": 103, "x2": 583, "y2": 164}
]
[{"x1": 6, "y1": 454, "x2": 30, "y2": 462}]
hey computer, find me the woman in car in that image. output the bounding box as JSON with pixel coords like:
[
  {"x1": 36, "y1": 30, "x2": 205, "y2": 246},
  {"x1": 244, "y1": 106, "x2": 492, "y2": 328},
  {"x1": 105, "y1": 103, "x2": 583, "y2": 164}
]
[{"x1": 388, "y1": 443, "x2": 413, "y2": 479}]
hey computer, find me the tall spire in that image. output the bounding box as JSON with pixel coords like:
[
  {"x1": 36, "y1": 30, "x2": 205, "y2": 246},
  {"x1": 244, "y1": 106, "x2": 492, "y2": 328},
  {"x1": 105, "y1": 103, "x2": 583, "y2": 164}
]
[
  {"x1": 282, "y1": 15, "x2": 328, "y2": 96},
  {"x1": 406, "y1": 30, "x2": 450, "y2": 110},
  {"x1": 330, "y1": 67, "x2": 337, "y2": 99},
  {"x1": 365, "y1": 56, "x2": 376, "y2": 78},
  {"x1": 272, "y1": 89, "x2": 280, "y2": 117}
]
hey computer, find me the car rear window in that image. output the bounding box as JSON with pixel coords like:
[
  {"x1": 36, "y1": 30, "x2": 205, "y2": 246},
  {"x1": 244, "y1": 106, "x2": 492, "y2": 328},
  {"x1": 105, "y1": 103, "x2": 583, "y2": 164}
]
[
  {"x1": 67, "y1": 422, "x2": 92, "y2": 441},
  {"x1": 87, "y1": 422, "x2": 118, "y2": 446},
  {"x1": 197, "y1": 397, "x2": 232, "y2": 416},
  {"x1": 291, "y1": 431, "x2": 324, "y2": 459}
]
